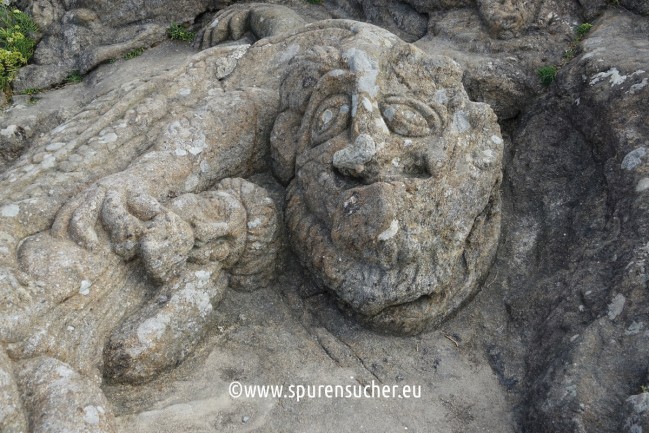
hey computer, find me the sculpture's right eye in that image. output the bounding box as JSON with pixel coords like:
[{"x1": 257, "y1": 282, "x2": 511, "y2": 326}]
[
  {"x1": 311, "y1": 94, "x2": 351, "y2": 146},
  {"x1": 380, "y1": 96, "x2": 446, "y2": 137}
]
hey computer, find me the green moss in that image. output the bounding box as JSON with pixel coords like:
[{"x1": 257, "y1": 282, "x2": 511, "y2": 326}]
[
  {"x1": 18, "y1": 87, "x2": 40, "y2": 95},
  {"x1": 0, "y1": 48, "x2": 24, "y2": 90}
]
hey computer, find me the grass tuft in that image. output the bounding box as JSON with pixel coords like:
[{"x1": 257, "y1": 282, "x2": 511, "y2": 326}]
[
  {"x1": 575, "y1": 23, "x2": 593, "y2": 39},
  {"x1": 537, "y1": 65, "x2": 557, "y2": 86},
  {"x1": 123, "y1": 47, "x2": 145, "y2": 60},
  {"x1": 167, "y1": 23, "x2": 195, "y2": 42},
  {"x1": 65, "y1": 70, "x2": 83, "y2": 84}
]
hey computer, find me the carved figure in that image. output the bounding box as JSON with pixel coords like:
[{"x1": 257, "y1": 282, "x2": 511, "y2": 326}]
[{"x1": 0, "y1": 5, "x2": 502, "y2": 432}]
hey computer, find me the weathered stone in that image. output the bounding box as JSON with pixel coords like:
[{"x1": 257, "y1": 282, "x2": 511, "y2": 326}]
[
  {"x1": 13, "y1": 0, "x2": 214, "y2": 90},
  {"x1": 0, "y1": 347, "x2": 27, "y2": 433},
  {"x1": 624, "y1": 392, "x2": 649, "y2": 433},
  {"x1": 0, "y1": 6, "x2": 505, "y2": 427},
  {"x1": 17, "y1": 357, "x2": 116, "y2": 433},
  {"x1": 272, "y1": 23, "x2": 503, "y2": 335},
  {"x1": 1, "y1": 1, "x2": 648, "y2": 432},
  {"x1": 499, "y1": 9, "x2": 649, "y2": 433}
]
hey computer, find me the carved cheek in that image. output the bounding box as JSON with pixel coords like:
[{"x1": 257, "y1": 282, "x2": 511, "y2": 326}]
[
  {"x1": 270, "y1": 110, "x2": 302, "y2": 185},
  {"x1": 330, "y1": 182, "x2": 398, "y2": 261}
]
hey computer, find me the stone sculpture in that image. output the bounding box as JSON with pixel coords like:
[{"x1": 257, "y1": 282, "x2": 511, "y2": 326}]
[
  {"x1": 199, "y1": 3, "x2": 503, "y2": 334},
  {"x1": 0, "y1": 4, "x2": 502, "y2": 432},
  {"x1": 325, "y1": 0, "x2": 542, "y2": 40}
]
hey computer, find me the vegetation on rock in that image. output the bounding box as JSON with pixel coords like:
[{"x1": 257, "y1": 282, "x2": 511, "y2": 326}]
[
  {"x1": 124, "y1": 47, "x2": 145, "y2": 60},
  {"x1": 167, "y1": 23, "x2": 195, "y2": 42},
  {"x1": 65, "y1": 70, "x2": 82, "y2": 84},
  {"x1": 0, "y1": 5, "x2": 37, "y2": 93},
  {"x1": 576, "y1": 22, "x2": 593, "y2": 39},
  {"x1": 537, "y1": 65, "x2": 557, "y2": 86}
]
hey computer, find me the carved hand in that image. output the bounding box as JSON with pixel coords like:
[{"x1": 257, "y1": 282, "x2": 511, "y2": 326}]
[
  {"x1": 194, "y1": 3, "x2": 306, "y2": 49},
  {"x1": 50, "y1": 172, "x2": 163, "y2": 259}
]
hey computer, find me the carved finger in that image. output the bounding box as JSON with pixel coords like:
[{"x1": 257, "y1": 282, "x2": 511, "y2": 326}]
[
  {"x1": 17, "y1": 357, "x2": 116, "y2": 432},
  {"x1": 67, "y1": 187, "x2": 106, "y2": 250},
  {"x1": 228, "y1": 9, "x2": 251, "y2": 40},
  {"x1": 104, "y1": 266, "x2": 227, "y2": 384},
  {"x1": 101, "y1": 190, "x2": 145, "y2": 259},
  {"x1": 203, "y1": 9, "x2": 238, "y2": 47},
  {"x1": 127, "y1": 190, "x2": 163, "y2": 221},
  {"x1": 199, "y1": 10, "x2": 230, "y2": 48},
  {"x1": 196, "y1": 20, "x2": 218, "y2": 49},
  {"x1": 50, "y1": 193, "x2": 85, "y2": 239},
  {"x1": 192, "y1": 220, "x2": 231, "y2": 243},
  {"x1": 193, "y1": 26, "x2": 205, "y2": 49}
]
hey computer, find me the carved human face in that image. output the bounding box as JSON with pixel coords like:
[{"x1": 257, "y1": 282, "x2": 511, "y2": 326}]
[
  {"x1": 272, "y1": 25, "x2": 503, "y2": 334},
  {"x1": 476, "y1": 0, "x2": 539, "y2": 39}
]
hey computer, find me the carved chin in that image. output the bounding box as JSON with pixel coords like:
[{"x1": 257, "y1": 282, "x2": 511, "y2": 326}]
[{"x1": 286, "y1": 176, "x2": 503, "y2": 335}]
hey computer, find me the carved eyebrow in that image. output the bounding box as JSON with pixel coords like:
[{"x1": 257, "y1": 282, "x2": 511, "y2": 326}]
[
  {"x1": 381, "y1": 95, "x2": 448, "y2": 128},
  {"x1": 388, "y1": 62, "x2": 438, "y2": 95},
  {"x1": 302, "y1": 69, "x2": 357, "y2": 115}
]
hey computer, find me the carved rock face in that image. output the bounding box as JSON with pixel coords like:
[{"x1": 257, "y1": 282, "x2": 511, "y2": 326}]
[
  {"x1": 476, "y1": 0, "x2": 540, "y2": 39},
  {"x1": 271, "y1": 23, "x2": 504, "y2": 334}
]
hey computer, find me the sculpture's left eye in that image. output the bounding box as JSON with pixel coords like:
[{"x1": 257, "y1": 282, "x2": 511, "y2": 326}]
[
  {"x1": 311, "y1": 94, "x2": 351, "y2": 146},
  {"x1": 380, "y1": 97, "x2": 446, "y2": 137}
]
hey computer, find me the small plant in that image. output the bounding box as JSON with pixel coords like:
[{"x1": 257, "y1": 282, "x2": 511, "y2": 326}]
[
  {"x1": 642, "y1": 385, "x2": 649, "y2": 393},
  {"x1": 17, "y1": 87, "x2": 39, "y2": 104},
  {"x1": 0, "y1": 5, "x2": 38, "y2": 93},
  {"x1": 537, "y1": 65, "x2": 557, "y2": 86},
  {"x1": 19, "y1": 87, "x2": 39, "y2": 95},
  {"x1": 65, "y1": 70, "x2": 83, "y2": 84},
  {"x1": 305, "y1": 0, "x2": 322, "y2": 4},
  {"x1": 0, "y1": 48, "x2": 23, "y2": 90},
  {"x1": 123, "y1": 47, "x2": 145, "y2": 60},
  {"x1": 575, "y1": 23, "x2": 593, "y2": 39},
  {"x1": 563, "y1": 48, "x2": 575, "y2": 60},
  {"x1": 167, "y1": 23, "x2": 195, "y2": 42}
]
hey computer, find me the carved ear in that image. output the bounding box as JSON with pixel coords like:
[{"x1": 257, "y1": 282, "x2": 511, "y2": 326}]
[{"x1": 270, "y1": 110, "x2": 302, "y2": 185}]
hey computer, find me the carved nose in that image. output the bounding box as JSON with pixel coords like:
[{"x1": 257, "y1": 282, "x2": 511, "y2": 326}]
[
  {"x1": 332, "y1": 133, "x2": 376, "y2": 178},
  {"x1": 332, "y1": 94, "x2": 388, "y2": 179}
]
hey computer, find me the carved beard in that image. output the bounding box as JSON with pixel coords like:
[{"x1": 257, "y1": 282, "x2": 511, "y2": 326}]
[{"x1": 274, "y1": 40, "x2": 504, "y2": 335}]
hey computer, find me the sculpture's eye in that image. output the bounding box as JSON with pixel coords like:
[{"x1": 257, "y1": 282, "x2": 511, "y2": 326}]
[
  {"x1": 380, "y1": 97, "x2": 446, "y2": 137},
  {"x1": 311, "y1": 94, "x2": 351, "y2": 146}
]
